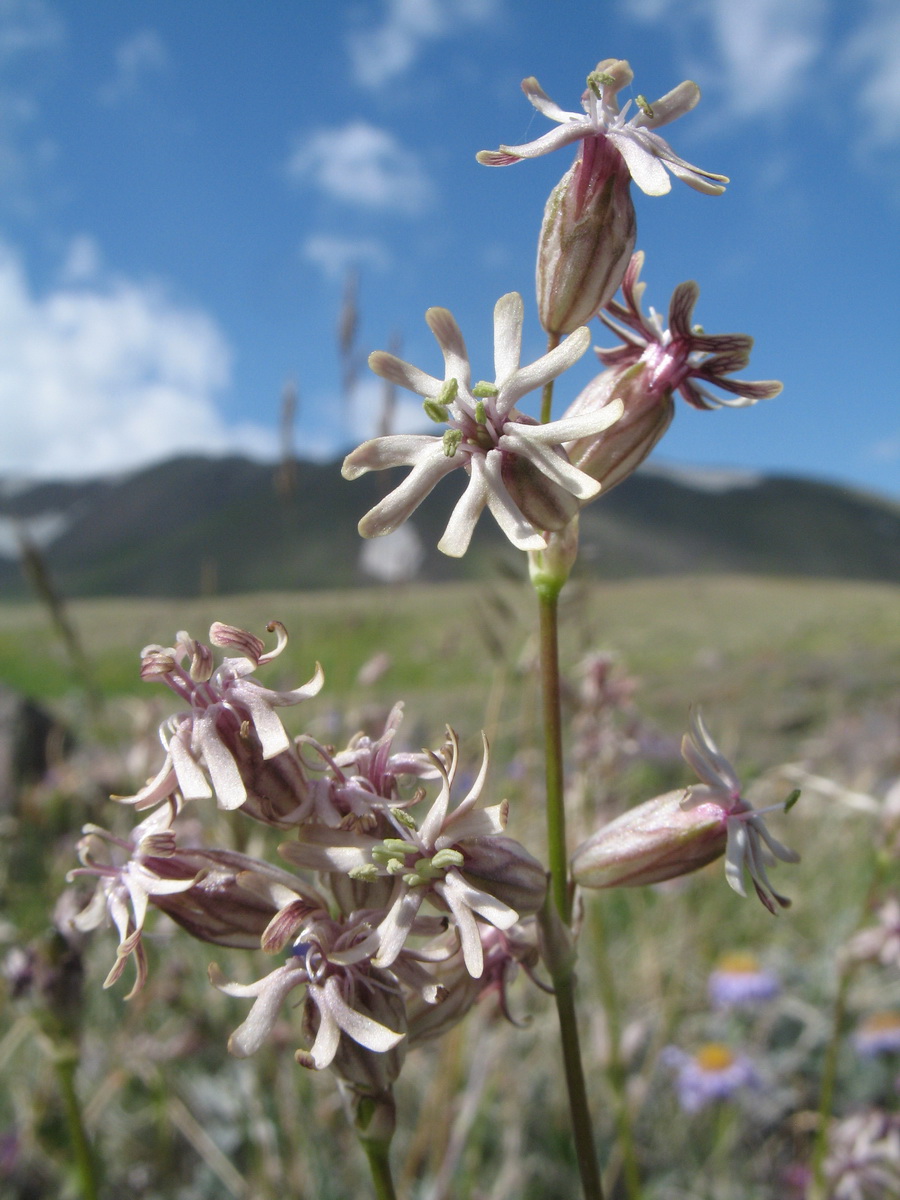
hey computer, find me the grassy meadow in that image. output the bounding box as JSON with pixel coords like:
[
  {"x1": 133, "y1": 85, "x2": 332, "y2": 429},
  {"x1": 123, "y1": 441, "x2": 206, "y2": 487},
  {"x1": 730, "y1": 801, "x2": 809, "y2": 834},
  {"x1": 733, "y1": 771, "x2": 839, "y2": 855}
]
[{"x1": 2, "y1": 574, "x2": 899, "y2": 1199}]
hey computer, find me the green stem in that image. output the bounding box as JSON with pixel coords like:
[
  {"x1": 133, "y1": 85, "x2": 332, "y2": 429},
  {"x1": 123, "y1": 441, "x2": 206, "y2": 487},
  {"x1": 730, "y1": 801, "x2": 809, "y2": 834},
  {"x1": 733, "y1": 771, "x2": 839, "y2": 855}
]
[
  {"x1": 53, "y1": 1046, "x2": 100, "y2": 1200},
  {"x1": 540, "y1": 335, "x2": 561, "y2": 424},
  {"x1": 362, "y1": 1138, "x2": 398, "y2": 1200},
  {"x1": 538, "y1": 590, "x2": 570, "y2": 922},
  {"x1": 536, "y1": 590, "x2": 604, "y2": 1200}
]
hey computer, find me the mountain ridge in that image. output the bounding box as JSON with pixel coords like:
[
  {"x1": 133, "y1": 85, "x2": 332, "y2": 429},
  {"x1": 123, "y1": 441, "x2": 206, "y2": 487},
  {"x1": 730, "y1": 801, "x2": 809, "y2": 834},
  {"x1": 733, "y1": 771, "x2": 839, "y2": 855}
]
[{"x1": 0, "y1": 454, "x2": 897, "y2": 598}]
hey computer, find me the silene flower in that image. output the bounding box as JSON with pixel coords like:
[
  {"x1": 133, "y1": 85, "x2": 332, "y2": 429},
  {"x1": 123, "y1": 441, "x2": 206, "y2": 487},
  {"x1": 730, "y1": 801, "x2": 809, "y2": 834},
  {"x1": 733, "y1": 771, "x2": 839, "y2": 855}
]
[
  {"x1": 118, "y1": 622, "x2": 323, "y2": 825},
  {"x1": 342, "y1": 292, "x2": 623, "y2": 557},
  {"x1": 477, "y1": 58, "x2": 727, "y2": 198},
  {"x1": 572, "y1": 711, "x2": 799, "y2": 912},
  {"x1": 564, "y1": 252, "x2": 783, "y2": 493}
]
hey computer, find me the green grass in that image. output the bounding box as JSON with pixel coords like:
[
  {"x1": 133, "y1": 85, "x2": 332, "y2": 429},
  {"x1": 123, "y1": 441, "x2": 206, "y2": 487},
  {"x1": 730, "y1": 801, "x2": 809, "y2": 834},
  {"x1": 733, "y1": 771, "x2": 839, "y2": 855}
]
[{"x1": 2, "y1": 575, "x2": 899, "y2": 1199}]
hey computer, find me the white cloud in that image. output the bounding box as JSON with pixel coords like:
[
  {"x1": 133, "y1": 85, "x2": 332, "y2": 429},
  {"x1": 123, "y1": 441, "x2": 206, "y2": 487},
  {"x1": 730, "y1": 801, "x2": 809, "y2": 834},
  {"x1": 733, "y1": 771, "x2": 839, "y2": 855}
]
[
  {"x1": 0, "y1": 240, "x2": 277, "y2": 479},
  {"x1": 303, "y1": 234, "x2": 391, "y2": 280},
  {"x1": 845, "y1": 0, "x2": 900, "y2": 145},
  {"x1": 0, "y1": 0, "x2": 62, "y2": 60},
  {"x1": 0, "y1": 0, "x2": 63, "y2": 205},
  {"x1": 347, "y1": 0, "x2": 500, "y2": 89},
  {"x1": 623, "y1": 0, "x2": 827, "y2": 118},
  {"x1": 287, "y1": 121, "x2": 433, "y2": 214},
  {"x1": 99, "y1": 28, "x2": 169, "y2": 105}
]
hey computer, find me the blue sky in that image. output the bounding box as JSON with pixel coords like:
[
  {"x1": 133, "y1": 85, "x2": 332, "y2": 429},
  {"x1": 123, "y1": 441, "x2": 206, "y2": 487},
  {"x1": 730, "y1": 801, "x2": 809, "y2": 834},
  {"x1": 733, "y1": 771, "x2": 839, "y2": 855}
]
[{"x1": 0, "y1": 0, "x2": 898, "y2": 500}]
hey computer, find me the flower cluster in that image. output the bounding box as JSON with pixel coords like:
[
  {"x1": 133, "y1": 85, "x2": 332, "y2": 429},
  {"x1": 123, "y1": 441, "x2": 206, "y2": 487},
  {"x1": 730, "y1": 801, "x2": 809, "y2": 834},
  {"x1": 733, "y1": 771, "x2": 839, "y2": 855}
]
[{"x1": 67, "y1": 624, "x2": 545, "y2": 1095}]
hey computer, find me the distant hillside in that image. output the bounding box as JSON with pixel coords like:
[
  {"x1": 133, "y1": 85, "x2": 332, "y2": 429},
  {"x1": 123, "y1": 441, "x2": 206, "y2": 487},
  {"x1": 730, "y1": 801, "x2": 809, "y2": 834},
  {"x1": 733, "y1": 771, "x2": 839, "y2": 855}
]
[{"x1": 0, "y1": 455, "x2": 898, "y2": 599}]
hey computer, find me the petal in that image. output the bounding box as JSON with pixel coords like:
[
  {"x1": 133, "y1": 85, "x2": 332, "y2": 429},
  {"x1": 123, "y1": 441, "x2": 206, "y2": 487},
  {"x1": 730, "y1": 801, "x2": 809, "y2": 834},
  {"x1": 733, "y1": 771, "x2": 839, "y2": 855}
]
[
  {"x1": 358, "y1": 444, "x2": 460, "y2": 538},
  {"x1": 324, "y1": 975, "x2": 405, "y2": 1052},
  {"x1": 426, "y1": 307, "x2": 471, "y2": 389},
  {"x1": 724, "y1": 820, "x2": 749, "y2": 897},
  {"x1": 367, "y1": 350, "x2": 442, "y2": 400},
  {"x1": 523, "y1": 400, "x2": 624, "y2": 445},
  {"x1": 500, "y1": 431, "x2": 601, "y2": 501},
  {"x1": 476, "y1": 123, "x2": 586, "y2": 165},
  {"x1": 373, "y1": 887, "x2": 426, "y2": 968},
  {"x1": 481, "y1": 451, "x2": 546, "y2": 550},
  {"x1": 343, "y1": 435, "x2": 444, "y2": 478},
  {"x1": 493, "y1": 292, "x2": 523, "y2": 386},
  {"x1": 195, "y1": 713, "x2": 247, "y2": 810},
  {"x1": 520, "y1": 75, "x2": 577, "y2": 124},
  {"x1": 633, "y1": 80, "x2": 701, "y2": 129},
  {"x1": 170, "y1": 734, "x2": 214, "y2": 802},
  {"x1": 668, "y1": 281, "x2": 700, "y2": 339},
  {"x1": 299, "y1": 984, "x2": 342, "y2": 1069},
  {"x1": 607, "y1": 130, "x2": 672, "y2": 195},
  {"x1": 215, "y1": 961, "x2": 305, "y2": 1057},
  {"x1": 500, "y1": 326, "x2": 591, "y2": 416},
  {"x1": 437, "y1": 459, "x2": 490, "y2": 558}
]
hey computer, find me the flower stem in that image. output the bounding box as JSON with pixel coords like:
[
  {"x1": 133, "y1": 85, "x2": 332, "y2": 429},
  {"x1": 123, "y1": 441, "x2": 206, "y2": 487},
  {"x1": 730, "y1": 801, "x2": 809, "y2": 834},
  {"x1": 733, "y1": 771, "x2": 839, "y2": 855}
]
[
  {"x1": 536, "y1": 589, "x2": 604, "y2": 1200},
  {"x1": 52, "y1": 1044, "x2": 100, "y2": 1200},
  {"x1": 361, "y1": 1138, "x2": 398, "y2": 1200},
  {"x1": 541, "y1": 333, "x2": 562, "y2": 424}
]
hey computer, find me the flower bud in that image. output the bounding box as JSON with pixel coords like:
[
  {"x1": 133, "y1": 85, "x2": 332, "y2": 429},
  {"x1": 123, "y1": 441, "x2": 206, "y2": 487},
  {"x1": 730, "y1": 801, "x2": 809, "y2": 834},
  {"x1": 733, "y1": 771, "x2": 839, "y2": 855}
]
[
  {"x1": 500, "y1": 442, "x2": 581, "y2": 532},
  {"x1": 312, "y1": 970, "x2": 407, "y2": 1095},
  {"x1": 571, "y1": 790, "x2": 727, "y2": 890},
  {"x1": 537, "y1": 134, "x2": 636, "y2": 336},
  {"x1": 564, "y1": 362, "x2": 675, "y2": 494}
]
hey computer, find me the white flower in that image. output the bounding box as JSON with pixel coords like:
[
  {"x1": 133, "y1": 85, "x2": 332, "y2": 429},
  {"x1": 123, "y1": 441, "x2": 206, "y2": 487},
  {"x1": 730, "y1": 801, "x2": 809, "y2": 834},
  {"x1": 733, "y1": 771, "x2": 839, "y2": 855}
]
[
  {"x1": 342, "y1": 292, "x2": 622, "y2": 557},
  {"x1": 477, "y1": 58, "x2": 728, "y2": 197},
  {"x1": 681, "y1": 711, "x2": 800, "y2": 913}
]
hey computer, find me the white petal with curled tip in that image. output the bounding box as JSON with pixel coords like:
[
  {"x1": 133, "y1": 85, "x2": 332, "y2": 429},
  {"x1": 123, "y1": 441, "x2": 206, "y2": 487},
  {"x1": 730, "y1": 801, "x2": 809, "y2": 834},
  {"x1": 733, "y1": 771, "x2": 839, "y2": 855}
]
[
  {"x1": 367, "y1": 350, "x2": 442, "y2": 400},
  {"x1": 527, "y1": 400, "x2": 624, "y2": 446},
  {"x1": 359, "y1": 443, "x2": 459, "y2": 538},
  {"x1": 724, "y1": 821, "x2": 749, "y2": 897},
  {"x1": 445, "y1": 869, "x2": 518, "y2": 930},
  {"x1": 324, "y1": 975, "x2": 405, "y2": 1051},
  {"x1": 493, "y1": 292, "x2": 523, "y2": 386},
  {"x1": 438, "y1": 875, "x2": 483, "y2": 977},
  {"x1": 300, "y1": 986, "x2": 342, "y2": 1069},
  {"x1": 211, "y1": 961, "x2": 306, "y2": 1057},
  {"x1": 232, "y1": 685, "x2": 291, "y2": 758},
  {"x1": 426, "y1": 307, "x2": 471, "y2": 389},
  {"x1": 521, "y1": 76, "x2": 578, "y2": 124},
  {"x1": 633, "y1": 80, "x2": 700, "y2": 130}
]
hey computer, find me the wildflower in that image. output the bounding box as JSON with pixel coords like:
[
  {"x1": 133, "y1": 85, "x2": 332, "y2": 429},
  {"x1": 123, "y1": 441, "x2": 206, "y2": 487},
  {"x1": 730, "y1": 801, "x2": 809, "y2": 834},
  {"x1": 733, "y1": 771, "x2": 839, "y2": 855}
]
[
  {"x1": 342, "y1": 293, "x2": 623, "y2": 557},
  {"x1": 854, "y1": 1012, "x2": 900, "y2": 1058},
  {"x1": 845, "y1": 898, "x2": 900, "y2": 969},
  {"x1": 708, "y1": 952, "x2": 779, "y2": 1010},
  {"x1": 661, "y1": 1043, "x2": 759, "y2": 1113},
  {"x1": 822, "y1": 1110, "x2": 900, "y2": 1199},
  {"x1": 67, "y1": 800, "x2": 197, "y2": 998},
  {"x1": 209, "y1": 912, "x2": 406, "y2": 1089},
  {"x1": 118, "y1": 622, "x2": 323, "y2": 825},
  {"x1": 572, "y1": 711, "x2": 799, "y2": 912},
  {"x1": 680, "y1": 711, "x2": 800, "y2": 913},
  {"x1": 477, "y1": 59, "x2": 727, "y2": 197},
  {"x1": 564, "y1": 252, "x2": 783, "y2": 492},
  {"x1": 282, "y1": 730, "x2": 545, "y2": 978}
]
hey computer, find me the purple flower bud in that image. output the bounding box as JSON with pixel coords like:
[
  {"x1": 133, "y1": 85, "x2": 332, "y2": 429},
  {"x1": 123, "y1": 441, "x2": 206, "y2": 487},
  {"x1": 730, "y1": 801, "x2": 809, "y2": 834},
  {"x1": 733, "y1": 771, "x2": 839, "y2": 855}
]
[
  {"x1": 571, "y1": 789, "x2": 727, "y2": 889},
  {"x1": 459, "y1": 835, "x2": 547, "y2": 918}
]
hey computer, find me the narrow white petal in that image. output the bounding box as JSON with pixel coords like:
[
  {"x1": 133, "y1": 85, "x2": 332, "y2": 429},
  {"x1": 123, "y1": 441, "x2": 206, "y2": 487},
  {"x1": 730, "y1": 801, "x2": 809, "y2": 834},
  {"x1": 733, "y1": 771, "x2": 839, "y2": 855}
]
[
  {"x1": 359, "y1": 445, "x2": 460, "y2": 538},
  {"x1": 437, "y1": 459, "x2": 490, "y2": 558},
  {"x1": 481, "y1": 451, "x2": 546, "y2": 550},
  {"x1": 324, "y1": 976, "x2": 405, "y2": 1051},
  {"x1": 724, "y1": 820, "x2": 749, "y2": 897},
  {"x1": 224, "y1": 963, "x2": 305, "y2": 1057},
  {"x1": 373, "y1": 889, "x2": 425, "y2": 968},
  {"x1": 343, "y1": 435, "x2": 443, "y2": 478},
  {"x1": 529, "y1": 400, "x2": 624, "y2": 444},
  {"x1": 196, "y1": 714, "x2": 247, "y2": 810},
  {"x1": 426, "y1": 307, "x2": 471, "y2": 388},
  {"x1": 500, "y1": 326, "x2": 590, "y2": 416},
  {"x1": 500, "y1": 432, "x2": 601, "y2": 501},
  {"x1": 493, "y1": 292, "x2": 523, "y2": 385},
  {"x1": 302, "y1": 984, "x2": 342, "y2": 1068},
  {"x1": 368, "y1": 350, "x2": 442, "y2": 399}
]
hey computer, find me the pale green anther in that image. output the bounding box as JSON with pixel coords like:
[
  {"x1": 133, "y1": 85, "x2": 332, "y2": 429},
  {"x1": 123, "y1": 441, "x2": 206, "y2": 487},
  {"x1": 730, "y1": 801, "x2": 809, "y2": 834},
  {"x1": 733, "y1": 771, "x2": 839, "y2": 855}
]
[
  {"x1": 693, "y1": 324, "x2": 705, "y2": 336},
  {"x1": 348, "y1": 864, "x2": 380, "y2": 882},
  {"x1": 438, "y1": 377, "x2": 459, "y2": 406},
  {"x1": 403, "y1": 871, "x2": 428, "y2": 888},
  {"x1": 423, "y1": 398, "x2": 449, "y2": 423},
  {"x1": 472, "y1": 381, "x2": 499, "y2": 398},
  {"x1": 784, "y1": 788, "x2": 801, "y2": 813},
  {"x1": 474, "y1": 399, "x2": 488, "y2": 426},
  {"x1": 382, "y1": 838, "x2": 413, "y2": 856},
  {"x1": 431, "y1": 848, "x2": 464, "y2": 870},
  {"x1": 636, "y1": 93, "x2": 654, "y2": 119},
  {"x1": 393, "y1": 809, "x2": 417, "y2": 829},
  {"x1": 588, "y1": 70, "x2": 615, "y2": 95},
  {"x1": 386, "y1": 859, "x2": 407, "y2": 876},
  {"x1": 443, "y1": 428, "x2": 463, "y2": 458}
]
